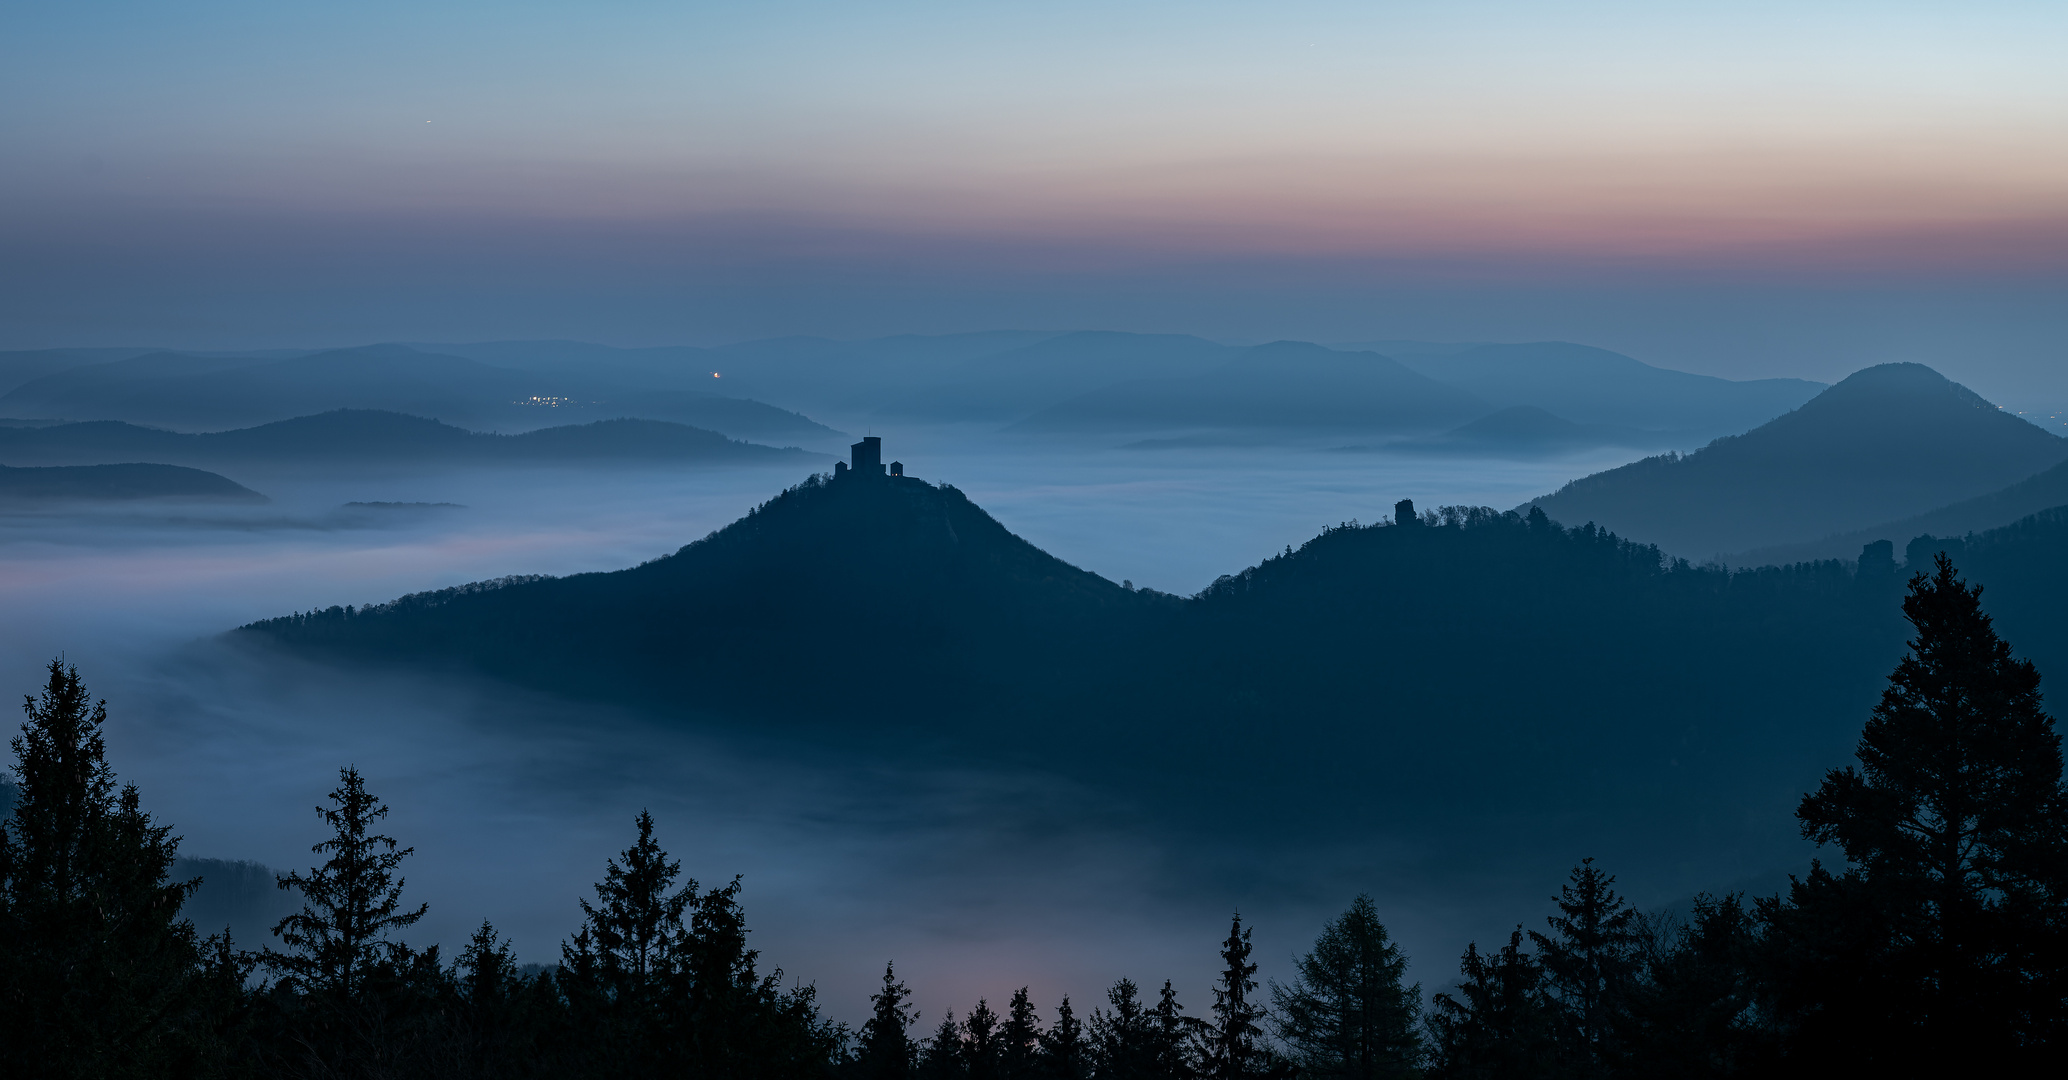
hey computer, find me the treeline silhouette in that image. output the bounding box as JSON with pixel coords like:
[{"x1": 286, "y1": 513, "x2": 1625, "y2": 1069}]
[{"x1": 7, "y1": 558, "x2": 2067, "y2": 1076}]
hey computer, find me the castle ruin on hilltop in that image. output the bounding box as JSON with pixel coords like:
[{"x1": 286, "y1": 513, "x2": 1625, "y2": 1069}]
[{"x1": 832, "y1": 436, "x2": 904, "y2": 480}]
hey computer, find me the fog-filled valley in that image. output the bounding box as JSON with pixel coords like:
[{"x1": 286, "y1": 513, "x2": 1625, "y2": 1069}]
[{"x1": 5, "y1": 330, "x2": 2068, "y2": 1039}]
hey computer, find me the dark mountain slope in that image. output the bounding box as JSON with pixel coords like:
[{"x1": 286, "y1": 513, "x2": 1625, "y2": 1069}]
[
  {"x1": 1732, "y1": 454, "x2": 2068, "y2": 566},
  {"x1": 1523, "y1": 363, "x2": 2067, "y2": 558},
  {"x1": 1395, "y1": 341, "x2": 1824, "y2": 437},
  {"x1": 245, "y1": 470, "x2": 1168, "y2": 729},
  {"x1": 0, "y1": 463, "x2": 264, "y2": 503},
  {"x1": 0, "y1": 411, "x2": 813, "y2": 467},
  {"x1": 1014, "y1": 341, "x2": 1489, "y2": 434}
]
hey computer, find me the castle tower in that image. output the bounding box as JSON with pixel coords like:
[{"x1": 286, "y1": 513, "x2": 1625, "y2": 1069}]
[
  {"x1": 1395, "y1": 498, "x2": 1418, "y2": 526},
  {"x1": 851, "y1": 436, "x2": 884, "y2": 476}
]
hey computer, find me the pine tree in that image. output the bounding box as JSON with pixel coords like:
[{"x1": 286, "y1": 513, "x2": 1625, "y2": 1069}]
[
  {"x1": 0, "y1": 659, "x2": 203, "y2": 1080},
  {"x1": 1203, "y1": 914, "x2": 1267, "y2": 1080},
  {"x1": 1001, "y1": 987, "x2": 1044, "y2": 1080},
  {"x1": 1271, "y1": 894, "x2": 1421, "y2": 1080},
  {"x1": 1425, "y1": 929, "x2": 1557, "y2": 1080},
  {"x1": 1529, "y1": 859, "x2": 1642, "y2": 1075},
  {"x1": 1040, "y1": 995, "x2": 1090, "y2": 1080},
  {"x1": 856, "y1": 962, "x2": 918, "y2": 1080},
  {"x1": 1767, "y1": 555, "x2": 2068, "y2": 1069},
  {"x1": 264, "y1": 765, "x2": 428, "y2": 998}
]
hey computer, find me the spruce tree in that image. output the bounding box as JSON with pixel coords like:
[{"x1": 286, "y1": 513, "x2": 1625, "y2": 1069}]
[
  {"x1": 1090, "y1": 979, "x2": 1155, "y2": 1080},
  {"x1": 1425, "y1": 929, "x2": 1557, "y2": 1080},
  {"x1": 1528, "y1": 859, "x2": 1642, "y2": 1075},
  {"x1": 1767, "y1": 555, "x2": 2068, "y2": 1069},
  {"x1": 1040, "y1": 995, "x2": 1090, "y2": 1080},
  {"x1": 560, "y1": 809, "x2": 694, "y2": 1074},
  {"x1": 0, "y1": 660, "x2": 202, "y2": 1080},
  {"x1": 856, "y1": 962, "x2": 918, "y2": 1080},
  {"x1": 1203, "y1": 914, "x2": 1267, "y2": 1080},
  {"x1": 919, "y1": 1010, "x2": 969, "y2": 1080},
  {"x1": 262, "y1": 765, "x2": 432, "y2": 1077},
  {"x1": 965, "y1": 997, "x2": 1002, "y2": 1080},
  {"x1": 1271, "y1": 894, "x2": 1421, "y2": 1080},
  {"x1": 1001, "y1": 987, "x2": 1044, "y2": 1080},
  {"x1": 264, "y1": 765, "x2": 428, "y2": 999},
  {"x1": 1151, "y1": 980, "x2": 1199, "y2": 1080},
  {"x1": 1621, "y1": 894, "x2": 1769, "y2": 1078}
]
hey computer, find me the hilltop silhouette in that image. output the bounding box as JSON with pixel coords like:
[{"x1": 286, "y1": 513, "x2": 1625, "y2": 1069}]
[{"x1": 1522, "y1": 363, "x2": 2067, "y2": 557}]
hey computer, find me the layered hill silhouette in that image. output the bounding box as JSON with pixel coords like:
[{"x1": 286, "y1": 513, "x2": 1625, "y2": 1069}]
[
  {"x1": 1522, "y1": 364, "x2": 2067, "y2": 558},
  {"x1": 239, "y1": 455, "x2": 2068, "y2": 880},
  {"x1": 0, "y1": 410, "x2": 817, "y2": 468},
  {"x1": 0, "y1": 345, "x2": 835, "y2": 442},
  {"x1": 0, "y1": 462, "x2": 265, "y2": 503},
  {"x1": 1387, "y1": 342, "x2": 1824, "y2": 439},
  {"x1": 1013, "y1": 341, "x2": 1489, "y2": 434}
]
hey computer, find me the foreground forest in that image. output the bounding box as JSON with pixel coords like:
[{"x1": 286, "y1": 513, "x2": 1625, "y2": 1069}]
[{"x1": 6, "y1": 558, "x2": 2066, "y2": 1077}]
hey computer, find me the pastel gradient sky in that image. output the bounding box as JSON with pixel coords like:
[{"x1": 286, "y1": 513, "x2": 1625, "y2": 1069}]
[{"x1": 3, "y1": 1, "x2": 2064, "y2": 392}]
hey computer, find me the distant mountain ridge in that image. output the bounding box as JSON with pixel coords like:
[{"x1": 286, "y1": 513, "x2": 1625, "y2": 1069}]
[
  {"x1": 1014, "y1": 341, "x2": 1490, "y2": 434},
  {"x1": 0, "y1": 462, "x2": 264, "y2": 503},
  {"x1": 1391, "y1": 342, "x2": 1825, "y2": 439},
  {"x1": 0, "y1": 410, "x2": 818, "y2": 468},
  {"x1": 0, "y1": 344, "x2": 837, "y2": 442},
  {"x1": 1522, "y1": 363, "x2": 2068, "y2": 558}
]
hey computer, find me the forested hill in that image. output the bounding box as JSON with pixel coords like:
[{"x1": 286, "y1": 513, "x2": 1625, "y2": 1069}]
[
  {"x1": 247, "y1": 472, "x2": 1172, "y2": 732},
  {"x1": 1522, "y1": 363, "x2": 2067, "y2": 558},
  {"x1": 244, "y1": 470, "x2": 2068, "y2": 895}
]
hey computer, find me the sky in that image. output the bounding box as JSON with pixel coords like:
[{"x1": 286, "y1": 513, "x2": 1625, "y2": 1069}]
[{"x1": 2, "y1": 1, "x2": 2065, "y2": 392}]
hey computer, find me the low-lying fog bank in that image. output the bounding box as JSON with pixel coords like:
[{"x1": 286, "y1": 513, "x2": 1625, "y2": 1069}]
[{"x1": 0, "y1": 435, "x2": 1673, "y2": 1022}]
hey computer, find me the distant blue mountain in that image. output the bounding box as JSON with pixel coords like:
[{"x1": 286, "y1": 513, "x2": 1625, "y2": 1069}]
[
  {"x1": 1526, "y1": 363, "x2": 2068, "y2": 557},
  {"x1": 0, "y1": 410, "x2": 818, "y2": 468},
  {"x1": 1013, "y1": 341, "x2": 1489, "y2": 433}
]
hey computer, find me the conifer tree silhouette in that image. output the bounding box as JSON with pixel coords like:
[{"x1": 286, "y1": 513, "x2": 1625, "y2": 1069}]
[
  {"x1": 1271, "y1": 894, "x2": 1420, "y2": 1080},
  {"x1": 264, "y1": 765, "x2": 427, "y2": 998},
  {"x1": 1425, "y1": 929, "x2": 1557, "y2": 1079},
  {"x1": 1202, "y1": 914, "x2": 1267, "y2": 1080},
  {"x1": 0, "y1": 659, "x2": 201, "y2": 1080},
  {"x1": 1768, "y1": 554, "x2": 2068, "y2": 1070},
  {"x1": 1152, "y1": 979, "x2": 1200, "y2": 1080},
  {"x1": 1001, "y1": 986, "x2": 1044, "y2": 1080},
  {"x1": 1091, "y1": 978, "x2": 1155, "y2": 1080},
  {"x1": 1529, "y1": 859, "x2": 1642, "y2": 1073},
  {"x1": 857, "y1": 961, "x2": 919, "y2": 1080},
  {"x1": 1040, "y1": 995, "x2": 1090, "y2": 1080}
]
